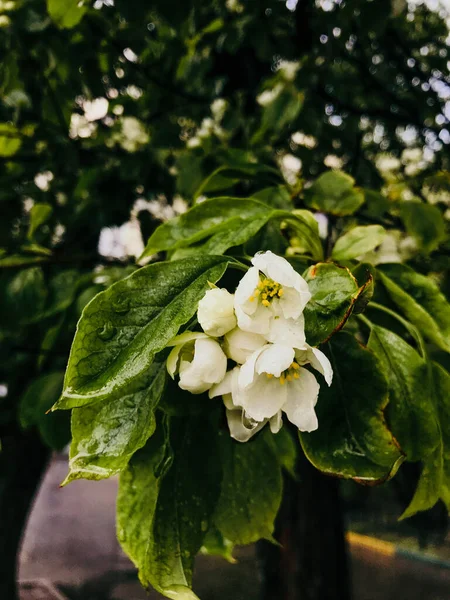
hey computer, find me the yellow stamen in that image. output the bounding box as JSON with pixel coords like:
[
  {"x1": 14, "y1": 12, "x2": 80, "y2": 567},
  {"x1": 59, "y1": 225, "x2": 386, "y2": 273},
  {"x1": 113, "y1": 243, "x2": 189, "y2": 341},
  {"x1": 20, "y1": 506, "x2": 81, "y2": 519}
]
[
  {"x1": 266, "y1": 373, "x2": 273, "y2": 379},
  {"x1": 291, "y1": 362, "x2": 300, "y2": 370},
  {"x1": 261, "y1": 293, "x2": 268, "y2": 300},
  {"x1": 279, "y1": 374, "x2": 286, "y2": 385},
  {"x1": 286, "y1": 374, "x2": 292, "y2": 382},
  {"x1": 249, "y1": 295, "x2": 255, "y2": 302},
  {"x1": 293, "y1": 372, "x2": 300, "y2": 379},
  {"x1": 278, "y1": 288, "x2": 284, "y2": 297},
  {"x1": 262, "y1": 299, "x2": 270, "y2": 307}
]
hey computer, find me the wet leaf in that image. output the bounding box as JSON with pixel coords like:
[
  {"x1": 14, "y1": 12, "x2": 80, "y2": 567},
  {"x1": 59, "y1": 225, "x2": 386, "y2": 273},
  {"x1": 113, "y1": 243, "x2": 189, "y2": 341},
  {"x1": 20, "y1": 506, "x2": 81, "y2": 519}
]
[
  {"x1": 56, "y1": 256, "x2": 229, "y2": 409},
  {"x1": 64, "y1": 360, "x2": 167, "y2": 482},
  {"x1": 214, "y1": 430, "x2": 282, "y2": 545},
  {"x1": 368, "y1": 325, "x2": 440, "y2": 462},
  {"x1": 304, "y1": 171, "x2": 365, "y2": 216},
  {"x1": 378, "y1": 263, "x2": 450, "y2": 352},
  {"x1": 303, "y1": 262, "x2": 361, "y2": 345},
  {"x1": 332, "y1": 225, "x2": 386, "y2": 261},
  {"x1": 300, "y1": 333, "x2": 404, "y2": 482}
]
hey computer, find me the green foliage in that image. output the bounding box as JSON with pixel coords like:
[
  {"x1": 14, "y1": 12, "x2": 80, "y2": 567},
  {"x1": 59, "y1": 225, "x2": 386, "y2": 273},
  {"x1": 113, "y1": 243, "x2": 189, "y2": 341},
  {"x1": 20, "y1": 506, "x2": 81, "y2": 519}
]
[
  {"x1": 302, "y1": 263, "x2": 362, "y2": 345},
  {"x1": 19, "y1": 372, "x2": 70, "y2": 450},
  {"x1": 300, "y1": 333, "x2": 404, "y2": 482},
  {"x1": 214, "y1": 430, "x2": 282, "y2": 545},
  {"x1": 56, "y1": 256, "x2": 229, "y2": 408},
  {"x1": 118, "y1": 416, "x2": 222, "y2": 599},
  {"x1": 332, "y1": 225, "x2": 386, "y2": 261},
  {"x1": 2, "y1": 0, "x2": 450, "y2": 597},
  {"x1": 304, "y1": 171, "x2": 365, "y2": 216}
]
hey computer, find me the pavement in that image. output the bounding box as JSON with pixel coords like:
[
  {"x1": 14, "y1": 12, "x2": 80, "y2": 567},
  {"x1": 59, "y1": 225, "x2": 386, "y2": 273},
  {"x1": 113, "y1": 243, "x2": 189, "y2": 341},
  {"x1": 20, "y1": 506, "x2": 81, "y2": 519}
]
[{"x1": 18, "y1": 454, "x2": 450, "y2": 600}]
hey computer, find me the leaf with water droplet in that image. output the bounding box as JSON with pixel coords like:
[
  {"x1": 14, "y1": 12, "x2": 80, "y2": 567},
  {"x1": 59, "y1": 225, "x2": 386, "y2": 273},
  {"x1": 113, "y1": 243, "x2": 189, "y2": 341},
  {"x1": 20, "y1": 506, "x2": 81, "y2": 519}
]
[
  {"x1": 55, "y1": 256, "x2": 230, "y2": 409},
  {"x1": 62, "y1": 360, "x2": 167, "y2": 484},
  {"x1": 117, "y1": 414, "x2": 221, "y2": 599},
  {"x1": 98, "y1": 322, "x2": 117, "y2": 341}
]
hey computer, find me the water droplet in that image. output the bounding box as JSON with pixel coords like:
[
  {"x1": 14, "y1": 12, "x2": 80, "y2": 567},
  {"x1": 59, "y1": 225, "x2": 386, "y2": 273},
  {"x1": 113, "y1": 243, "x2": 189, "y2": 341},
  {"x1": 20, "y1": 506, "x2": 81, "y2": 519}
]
[
  {"x1": 98, "y1": 322, "x2": 117, "y2": 341},
  {"x1": 112, "y1": 297, "x2": 130, "y2": 314}
]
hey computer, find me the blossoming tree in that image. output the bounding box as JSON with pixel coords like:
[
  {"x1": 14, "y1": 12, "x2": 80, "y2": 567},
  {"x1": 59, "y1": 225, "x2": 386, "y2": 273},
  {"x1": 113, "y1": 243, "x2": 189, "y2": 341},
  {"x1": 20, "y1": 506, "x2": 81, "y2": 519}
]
[{"x1": 1, "y1": 1, "x2": 450, "y2": 600}]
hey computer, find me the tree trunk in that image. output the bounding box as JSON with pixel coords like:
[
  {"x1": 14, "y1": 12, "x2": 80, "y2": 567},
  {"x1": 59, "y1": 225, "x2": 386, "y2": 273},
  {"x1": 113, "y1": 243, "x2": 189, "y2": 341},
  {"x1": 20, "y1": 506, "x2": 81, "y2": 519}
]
[
  {"x1": 0, "y1": 429, "x2": 50, "y2": 600},
  {"x1": 257, "y1": 452, "x2": 351, "y2": 600}
]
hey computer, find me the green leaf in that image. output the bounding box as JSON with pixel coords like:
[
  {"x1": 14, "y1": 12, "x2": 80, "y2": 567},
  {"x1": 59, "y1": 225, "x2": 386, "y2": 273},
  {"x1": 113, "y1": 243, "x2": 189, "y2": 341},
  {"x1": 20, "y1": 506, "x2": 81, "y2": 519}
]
[
  {"x1": 200, "y1": 526, "x2": 235, "y2": 563},
  {"x1": 304, "y1": 171, "x2": 365, "y2": 216},
  {"x1": 64, "y1": 360, "x2": 167, "y2": 483},
  {"x1": 435, "y1": 363, "x2": 450, "y2": 512},
  {"x1": 352, "y1": 264, "x2": 375, "y2": 315},
  {"x1": 302, "y1": 262, "x2": 361, "y2": 346},
  {"x1": 401, "y1": 362, "x2": 450, "y2": 518},
  {"x1": 252, "y1": 86, "x2": 304, "y2": 144},
  {"x1": 377, "y1": 263, "x2": 450, "y2": 352},
  {"x1": 332, "y1": 225, "x2": 386, "y2": 261},
  {"x1": 117, "y1": 416, "x2": 221, "y2": 599},
  {"x1": 269, "y1": 427, "x2": 298, "y2": 478},
  {"x1": 56, "y1": 256, "x2": 229, "y2": 409},
  {"x1": 252, "y1": 185, "x2": 293, "y2": 210},
  {"x1": 214, "y1": 430, "x2": 282, "y2": 545},
  {"x1": 284, "y1": 210, "x2": 324, "y2": 260},
  {"x1": 362, "y1": 189, "x2": 390, "y2": 219},
  {"x1": 141, "y1": 197, "x2": 270, "y2": 259},
  {"x1": 0, "y1": 267, "x2": 47, "y2": 327},
  {"x1": 171, "y1": 213, "x2": 272, "y2": 259},
  {"x1": 47, "y1": 0, "x2": 87, "y2": 29},
  {"x1": 300, "y1": 333, "x2": 404, "y2": 482},
  {"x1": 368, "y1": 325, "x2": 440, "y2": 462},
  {"x1": 399, "y1": 202, "x2": 446, "y2": 253},
  {"x1": 0, "y1": 254, "x2": 49, "y2": 267},
  {"x1": 0, "y1": 123, "x2": 22, "y2": 157},
  {"x1": 19, "y1": 372, "x2": 70, "y2": 450},
  {"x1": 27, "y1": 203, "x2": 53, "y2": 241}
]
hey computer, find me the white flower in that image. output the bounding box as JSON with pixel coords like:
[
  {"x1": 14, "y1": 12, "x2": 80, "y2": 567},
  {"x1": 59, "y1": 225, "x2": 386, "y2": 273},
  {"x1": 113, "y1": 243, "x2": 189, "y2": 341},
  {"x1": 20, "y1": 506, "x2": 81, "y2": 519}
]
[
  {"x1": 223, "y1": 328, "x2": 267, "y2": 364},
  {"x1": 166, "y1": 332, "x2": 227, "y2": 394},
  {"x1": 197, "y1": 288, "x2": 237, "y2": 337},
  {"x1": 234, "y1": 251, "x2": 311, "y2": 348},
  {"x1": 211, "y1": 343, "x2": 332, "y2": 439},
  {"x1": 210, "y1": 369, "x2": 282, "y2": 442}
]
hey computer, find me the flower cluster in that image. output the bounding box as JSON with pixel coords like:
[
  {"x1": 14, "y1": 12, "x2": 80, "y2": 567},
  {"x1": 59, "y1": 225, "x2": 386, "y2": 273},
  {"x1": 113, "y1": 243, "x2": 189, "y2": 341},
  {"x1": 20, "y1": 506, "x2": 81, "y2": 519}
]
[{"x1": 167, "y1": 251, "x2": 333, "y2": 442}]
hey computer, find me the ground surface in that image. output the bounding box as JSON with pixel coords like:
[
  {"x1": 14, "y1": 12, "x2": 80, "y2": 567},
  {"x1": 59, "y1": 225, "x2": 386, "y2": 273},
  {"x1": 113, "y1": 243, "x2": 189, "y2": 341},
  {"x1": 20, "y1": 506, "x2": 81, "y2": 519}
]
[{"x1": 19, "y1": 454, "x2": 450, "y2": 600}]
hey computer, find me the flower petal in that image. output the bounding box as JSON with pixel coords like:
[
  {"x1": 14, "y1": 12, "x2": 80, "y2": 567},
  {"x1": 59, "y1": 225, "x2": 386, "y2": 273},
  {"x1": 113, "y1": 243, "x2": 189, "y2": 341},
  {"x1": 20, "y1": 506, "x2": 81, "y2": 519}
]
[
  {"x1": 235, "y1": 267, "x2": 260, "y2": 315},
  {"x1": 255, "y1": 344, "x2": 294, "y2": 377},
  {"x1": 267, "y1": 313, "x2": 306, "y2": 349},
  {"x1": 310, "y1": 347, "x2": 333, "y2": 386},
  {"x1": 269, "y1": 411, "x2": 283, "y2": 434},
  {"x1": 238, "y1": 345, "x2": 268, "y2": 389},
  {"x1": 282, "y1": 368, "x2": 320, "y2": 432},
  {"x1": 235, "y1": 303, "x2": 271, "y2": 335},
  {"x1": 224, "y1": 328, "x2": 267, "y2": 364},
  {"x1": 179, "y1": 338, "x2": 227, "y2": 394},
  {"x1": 225, "y1": 409, "x2": 266, "y2": 442},
  {"x1": 239, "y1": 374, "x2": 287, "y2": 421},
  {"x1": 209, "y1": 368, "x2": 236, "y2": 399},
  {"x1": 197, "y1": 288, "x2": 237, "y2": 337}
]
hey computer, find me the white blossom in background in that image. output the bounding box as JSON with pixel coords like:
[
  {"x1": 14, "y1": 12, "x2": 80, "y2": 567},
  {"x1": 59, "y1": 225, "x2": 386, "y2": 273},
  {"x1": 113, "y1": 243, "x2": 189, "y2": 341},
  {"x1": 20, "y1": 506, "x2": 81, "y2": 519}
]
[
  {"x1": 257, "y1": 84, "x2": 283, "y2": 107},
  {"x1": 291, "y1": 131, "x2": 317, "y2": 149},
  {"x1": 167, "y1": 332, "x2": 227, "y2": 394},
  {"x1": 34, "y1": 171, "x2": 54, "y2": 191},
  {"x1": 197, "y1": 288, "x2": 237, "y2": 337},
  {"x1": 109, "y1": 116, "x2": 149, "y2": 152},
  {"x1": 324, "y1": 154, "x2": 345, "y2": 169},
  {"x1": 83, "y1": 97, "x2": 109, "y2": 122},
  {"x1": 70, "y1": 113, "x2": 97, "y2": 139},
  {"x1": 98, "y1": 218, "x2": 144, "y2": 260},
  {"x1": 280, "y1": 153, "x2": 302, "y2": 185}
]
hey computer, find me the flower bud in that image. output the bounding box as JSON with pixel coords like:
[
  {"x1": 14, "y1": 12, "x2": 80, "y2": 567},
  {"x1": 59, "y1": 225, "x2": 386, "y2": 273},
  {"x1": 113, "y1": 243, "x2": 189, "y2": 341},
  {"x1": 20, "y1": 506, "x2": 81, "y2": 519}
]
[{"x1": 197, "y1": 288, "x2": 237, "y2": 337}]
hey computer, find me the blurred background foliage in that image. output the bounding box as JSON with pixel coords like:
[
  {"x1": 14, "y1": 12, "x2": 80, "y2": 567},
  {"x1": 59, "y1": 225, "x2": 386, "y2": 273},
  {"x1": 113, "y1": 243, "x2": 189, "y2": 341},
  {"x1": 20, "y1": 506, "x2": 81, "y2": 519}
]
[{"x1": 0, "y1": 0, "x2": 450, "y2": 595}]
